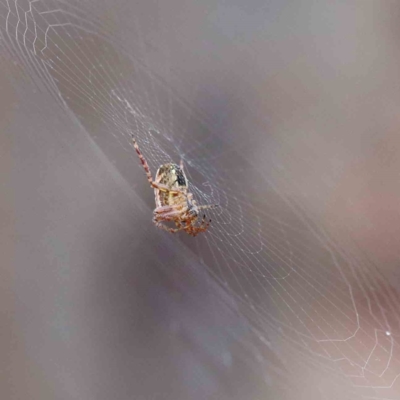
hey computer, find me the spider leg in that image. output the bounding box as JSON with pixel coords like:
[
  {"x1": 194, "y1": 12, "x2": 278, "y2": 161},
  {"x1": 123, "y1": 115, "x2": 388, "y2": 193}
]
[
  {"x1": 202, "y1": 218, "x2": 212, "y2": 231},
  {"x1": 153, "y1": 210, "x2": 188, "y2": 232},
  {"x1": 153, "y1": 204, "x2": 187, "y2": 220},
  {"x1": 201, "y1": 214, "x2": 212, "y2": 228},
  {"x1": 153, "y1": 204, "x2": 187, "y2": 214},
  {"x1": 185, "y1": 214, "x2": 211, "y2": 237},
  {"x1": 197, "y1": 214, "x2": 211, "y2": 229},
  {"x1": 187, "y1": 190, "x2": 219, "y2": 211},
  {"x1": 197, "y1": 204, "x2": 219, "y2": 211},
  {"x1": 152, "y1": 206, "x2": 188, "y2": 234},
  {"x1": 153, "y1": 209, "x2": 186, "y2": 221},
  {"x1": 198, "y1": 214, "x2": 206, "y2": 225},
  {"x1": 131, "y1": 137, "x2": 154, "y2": 186},
  {"x1": 154, "y1": 220, "x2": 186, "y2": 234}
]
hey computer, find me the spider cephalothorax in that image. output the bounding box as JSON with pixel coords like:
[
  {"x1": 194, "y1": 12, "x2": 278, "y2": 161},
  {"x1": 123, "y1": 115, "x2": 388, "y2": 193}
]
[{"x1": 132, "y1": 137, "x2": 217, "y2": 236}]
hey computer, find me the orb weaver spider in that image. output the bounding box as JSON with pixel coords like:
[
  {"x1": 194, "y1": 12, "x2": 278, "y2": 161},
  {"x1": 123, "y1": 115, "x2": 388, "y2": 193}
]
[{"x1": 131, "y1": 136, "x2": 218, "y2": 236}]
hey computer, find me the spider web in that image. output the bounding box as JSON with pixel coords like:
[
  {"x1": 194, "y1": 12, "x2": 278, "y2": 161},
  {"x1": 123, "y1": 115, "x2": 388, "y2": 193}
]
[{"x1": 2, "y1": 0, "x2": 400, "y2": 399}]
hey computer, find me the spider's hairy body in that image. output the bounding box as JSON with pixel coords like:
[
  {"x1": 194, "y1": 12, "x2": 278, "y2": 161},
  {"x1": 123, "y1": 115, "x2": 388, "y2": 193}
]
[
  {"x1": 131, "y1": 137, "x2": 217, "y2": 236},
  {"x1": 154, "y1": 163, "x2": 187, "y2": 208}
]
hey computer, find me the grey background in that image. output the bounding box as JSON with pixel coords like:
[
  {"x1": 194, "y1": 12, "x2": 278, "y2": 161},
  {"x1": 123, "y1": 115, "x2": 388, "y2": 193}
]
[{"x1": 2, "y1": 1, "x2": 400, "y2": 399}]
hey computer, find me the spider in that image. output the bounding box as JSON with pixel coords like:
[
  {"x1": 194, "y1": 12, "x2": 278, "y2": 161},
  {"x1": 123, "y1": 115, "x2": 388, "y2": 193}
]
[{"x1": 131, "y1": 136, "x2": 218, "y2": 236}]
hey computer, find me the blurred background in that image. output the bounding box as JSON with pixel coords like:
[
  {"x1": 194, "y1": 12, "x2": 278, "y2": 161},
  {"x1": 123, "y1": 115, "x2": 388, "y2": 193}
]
[{"x1": 2, "y1": 1, "x2": 400, "y2": 399}]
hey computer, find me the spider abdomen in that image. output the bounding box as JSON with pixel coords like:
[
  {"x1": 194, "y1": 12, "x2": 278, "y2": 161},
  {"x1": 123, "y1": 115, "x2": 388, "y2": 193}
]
[{"x1": 154, "y1": 163, "x2": 188, "y2": 208}]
